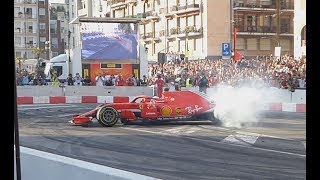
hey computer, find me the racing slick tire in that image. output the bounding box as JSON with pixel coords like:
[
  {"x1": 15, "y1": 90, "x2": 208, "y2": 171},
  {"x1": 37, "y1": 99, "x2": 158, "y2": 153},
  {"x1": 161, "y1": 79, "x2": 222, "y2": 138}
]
[{"x1": 96, "y1": 106, "x2": 119, "y2": 127}]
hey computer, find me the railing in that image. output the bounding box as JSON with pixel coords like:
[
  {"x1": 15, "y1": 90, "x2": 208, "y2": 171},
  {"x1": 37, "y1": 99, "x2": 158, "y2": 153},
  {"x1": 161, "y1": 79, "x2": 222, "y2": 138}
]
[
  {"x1": 234, "y1": 2, "x2": 276, "y2": 9},
  {"x1": 170, "y1": 5, "x2": 178, "y2": 12},
  {"x1": 110, "y1": 0, "x2": 125, "y2": 5},
  {"x1": 280, "y1": 3, "x2": 294, "y2": 10},
  {"x1": 14, "y1": 29, "x2": 36, "y2": 34},
  {"x1": 236, "y1": 25, "x2": 277, "y2": 33},
  {"x1": 177, "y1": 4, "x2": 200, "y2": 11},
  {"x1": 136, "y1": 13, "x2": 146, "y2": 18},
  {"x1": 159, "y1": 7, "x2": 167, "y2": 14},
  {"x1": 145, "y1": 11, "x2": 158, "y2": 17},
  {"x1": 280, "y1": 25, "x2": 293, "y2": 34},
  {"x1": 159, "y1": 30, "x2": 165, "y2": 37},
  {"x1": 169, "y1": 26, "x2": 202, "y2": 36}
]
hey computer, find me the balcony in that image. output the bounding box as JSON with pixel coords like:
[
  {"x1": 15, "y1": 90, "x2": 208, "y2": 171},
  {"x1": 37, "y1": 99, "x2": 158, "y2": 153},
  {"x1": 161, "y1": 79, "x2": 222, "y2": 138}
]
[
  {"x1": 141, "y1": 32, "x2": 160, "y2": 42},
  {"x1": 280, "y1": 3, "x2": 294, "y2": 11},
  {"x1": 110, "y1": 0, "x2": 126, "y2": 8},
  {"x1": 14, "y1": 13, "x2": 37, "y2": 19},
  {"x1": 236, "y1": 25, "x2": 277, "y2": 35},
  {"x1": 78, "y1": 8, "x2": 88, "y2": 17},
  {"x1": 22, "y1": 0, "x2": 37, "y2": 4},
  {"x1": 136, "y1": 13, "x2": 146, "y2": 18},
  {"x1": 280, "y1": 25, "x2": 293, "y2": 34},
  {"x1": 159, "y1": 7, "x2": 167, "y2": 14},
  {"x1": 164, "y1": 6, "x2": 177, "y2": 18},
  {"x1": 14, "y1": 29, "x2": 37, "y2": 35},
  {"x1": 125, "y1": 0, "x2": 137, "y2": 4},
  {"x1": 145, "y1": 11, "x2": 160, "y2": 21},
  {"x1": 176, "y1": 4, "x2": 200, "y2": 16},
  {"x1": 234, "y1": 1, "x2": 276, "y2": 11},
  {"x1": 176, "y1": 26, "x2": 203, "y2": 38},
  {"x1": 167, "y1": 27, "x2": 178, "y2": 39},
  {"x1": 159, "y1": 30, "x2": 165, "y2": 37}
]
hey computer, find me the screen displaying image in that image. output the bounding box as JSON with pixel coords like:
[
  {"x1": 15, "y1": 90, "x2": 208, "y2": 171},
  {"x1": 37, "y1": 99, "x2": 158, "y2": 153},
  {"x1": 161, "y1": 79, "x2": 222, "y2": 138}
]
[{"x1": 80, "y1": 22, "x2": 138, "y2": 61}]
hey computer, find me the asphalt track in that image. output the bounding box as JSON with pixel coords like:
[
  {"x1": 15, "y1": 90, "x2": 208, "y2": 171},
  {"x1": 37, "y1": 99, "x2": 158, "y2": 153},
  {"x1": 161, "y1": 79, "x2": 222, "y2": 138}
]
[{"x1": 18, "y1": 104, "x2": 306, "y2": 180}]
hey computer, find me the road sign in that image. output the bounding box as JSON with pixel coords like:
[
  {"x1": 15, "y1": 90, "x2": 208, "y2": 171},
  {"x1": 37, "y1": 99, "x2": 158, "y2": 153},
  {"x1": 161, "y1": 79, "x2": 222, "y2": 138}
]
[{"x1": 222, "y1": 43, "x2": 231, "y2": 59}]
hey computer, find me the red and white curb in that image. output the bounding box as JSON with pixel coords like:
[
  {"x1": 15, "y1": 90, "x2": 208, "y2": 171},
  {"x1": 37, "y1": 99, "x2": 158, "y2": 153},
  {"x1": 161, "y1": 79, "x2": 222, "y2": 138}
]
[{"x1": 17, "y1": 96, "x2": 306, "y2": 113}]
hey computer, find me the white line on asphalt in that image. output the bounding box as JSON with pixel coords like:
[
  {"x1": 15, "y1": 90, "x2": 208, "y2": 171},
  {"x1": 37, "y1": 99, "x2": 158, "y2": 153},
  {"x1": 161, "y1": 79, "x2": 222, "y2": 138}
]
[
  {"x1": 121, "y1": 127, "x2": 306, "y2": 158},
  {"x1": 201, "y1": 125, "x2": 305, "y2": 142},
  {"x1": 18, "y1": 146, "x2": 160, "y2": 180}
]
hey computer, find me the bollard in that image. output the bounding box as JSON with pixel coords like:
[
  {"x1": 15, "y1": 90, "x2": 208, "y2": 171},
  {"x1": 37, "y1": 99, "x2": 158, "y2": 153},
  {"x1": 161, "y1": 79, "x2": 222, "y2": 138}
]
[{"x1": 59, "y1": 84, "x2": 66, "y2": 96}]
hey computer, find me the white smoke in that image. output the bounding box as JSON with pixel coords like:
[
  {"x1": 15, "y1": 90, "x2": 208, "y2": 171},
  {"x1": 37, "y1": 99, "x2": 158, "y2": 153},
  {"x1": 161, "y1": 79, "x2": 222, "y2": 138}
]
[{"x1": 208, "y1": 81, "x2": 272, "y2": 128}]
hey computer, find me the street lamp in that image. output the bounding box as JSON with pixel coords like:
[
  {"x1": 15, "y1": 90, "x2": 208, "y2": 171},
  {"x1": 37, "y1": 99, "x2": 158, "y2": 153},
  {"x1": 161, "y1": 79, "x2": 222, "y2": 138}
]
[{"x1": 45, "y1": 41, "x2": 50, "y2": 59}]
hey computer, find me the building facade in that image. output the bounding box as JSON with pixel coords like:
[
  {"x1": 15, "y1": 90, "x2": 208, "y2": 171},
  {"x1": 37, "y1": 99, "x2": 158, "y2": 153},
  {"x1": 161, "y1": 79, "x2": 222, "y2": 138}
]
[
  {"x1": 293, "y1": 0, "x2": 306, "y2": 59},
  {"x1": 233, "y1": 0, "x2": 294, "y2": 57},
  {"x1": 109, "y1": 0, "x2": 233, "y2": 61},
  {"x1": 49, "y1": 2, "x2": 70, "y2": 58},
  {"x1": 108, "y1": 0, "x2": 295, "y2": 60},
  {"x1": 14, "y1": 0, "x2": 50, "y2": 60}
]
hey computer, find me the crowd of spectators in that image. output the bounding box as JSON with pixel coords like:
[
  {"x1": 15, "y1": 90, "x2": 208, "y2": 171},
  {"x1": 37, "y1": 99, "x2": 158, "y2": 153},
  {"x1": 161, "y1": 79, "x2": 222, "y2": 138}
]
[
  {"x1": 148, "y1": 54, "x2": 306, "y2": 91},
  {"x1": 16, "y1": 54, "x2": 306, "y2": 91}
]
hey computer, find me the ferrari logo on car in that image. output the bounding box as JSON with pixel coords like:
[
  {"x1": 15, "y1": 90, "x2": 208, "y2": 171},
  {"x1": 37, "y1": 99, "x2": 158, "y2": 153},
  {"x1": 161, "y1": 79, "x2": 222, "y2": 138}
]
[
  {"x1": 161, "y1": 106, "x2": 172, "y2": 116},
  {"x1": 175, "y1": 107, "x2": 182, "y2": 115},
  {"x1": 139, "y1": 104, "x2": 144, "y2": 109}
]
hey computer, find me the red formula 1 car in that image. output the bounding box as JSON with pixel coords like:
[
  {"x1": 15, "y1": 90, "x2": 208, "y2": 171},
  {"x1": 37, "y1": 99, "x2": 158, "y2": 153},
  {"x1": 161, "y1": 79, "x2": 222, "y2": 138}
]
[{"x1": 71, "y1": 90, "x2": 217, "y2": 127}]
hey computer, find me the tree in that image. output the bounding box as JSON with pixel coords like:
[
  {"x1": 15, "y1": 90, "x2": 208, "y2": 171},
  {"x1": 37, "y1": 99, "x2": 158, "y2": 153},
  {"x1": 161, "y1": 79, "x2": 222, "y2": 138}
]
[
  {"x1": 15, "y1": 57, "x2": 25, "y2": 72},
  {"x1": 32, "y1": 47, "x2": 45, "y2": 59},
  {"x1": 32, "y1": 47, "x2": 45, "y2": 85}
]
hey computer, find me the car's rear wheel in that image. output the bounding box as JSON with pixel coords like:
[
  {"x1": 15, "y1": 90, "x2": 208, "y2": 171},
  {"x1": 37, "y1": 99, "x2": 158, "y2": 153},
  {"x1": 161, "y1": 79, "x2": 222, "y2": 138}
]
[{"x1": 96, "y1": 106, "x2": 119, "y2": 127}]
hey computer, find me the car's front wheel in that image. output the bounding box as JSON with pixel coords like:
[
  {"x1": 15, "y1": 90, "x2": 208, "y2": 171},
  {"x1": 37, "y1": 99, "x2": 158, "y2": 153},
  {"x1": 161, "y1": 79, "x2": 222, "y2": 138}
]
[{"x1": 96, "y1": 106, "x2": 119, "y2": 127}]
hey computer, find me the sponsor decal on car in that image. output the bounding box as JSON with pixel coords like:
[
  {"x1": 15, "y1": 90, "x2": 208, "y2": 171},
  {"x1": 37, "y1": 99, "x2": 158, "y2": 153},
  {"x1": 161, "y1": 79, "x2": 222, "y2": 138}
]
[
  {"x1": 161, "y1": 106, "x2": 172, "y2": 116},
  {"x1": 175, "y1": 107, "x2": 182, "y2": 115},
  {"x1": 185, "y1": 105, "x2": 203, "y2": 114}
]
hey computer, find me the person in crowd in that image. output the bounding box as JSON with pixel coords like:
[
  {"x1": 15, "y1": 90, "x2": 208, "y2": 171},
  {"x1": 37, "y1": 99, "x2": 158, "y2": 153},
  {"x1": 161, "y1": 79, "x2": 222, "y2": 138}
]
[
  {"x1": 95, "y1": 75, "x2": 104, "y2": 86},
  {"x1": 82, "y1": 76, "x2": 92, "y2": 86},
  {"x1": 51, "y1": 73, "x2": 60, "y2": 86},
  {"x1": 140, "y1": 75, "x2": 148, "y2": 86},
  {"x1": 73, "y1": 73, "x2": 83, "y2": 86},
  {"x1": 174, "y1": 74, "x2": 182, "y2": 91},
  {"x1": 198, "y1": 74, "x2": 209, "y2": 94},
  {"x1": 116, "y1": 74, "x2": 126, "y2": 86},
  {"x1": 154, "y1": 74, "x2": 166, "y2": 98},
  {"x1": 67, "y1": 74, "x2": 74, "y2": 86}
]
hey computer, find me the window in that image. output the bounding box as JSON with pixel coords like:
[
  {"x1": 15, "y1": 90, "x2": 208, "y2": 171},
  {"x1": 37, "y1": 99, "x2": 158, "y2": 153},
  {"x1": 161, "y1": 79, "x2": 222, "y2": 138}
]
[
  {"x1": 260, "y1": 39, "x2": 271, "y2": 50},
  {"x1": 247, "y1": 15, "x2": 257, "y2": 32},
  {"x1": 39, "y1": 8, "x2": 46, "y2": 16},
  {"x1": 27, "y1": 51, "x2": 34, "y2": 59},
  {"x1": 236, "y1": 38, "x2": 245, "y2": 50},
  {"x1": 193, "y1": 39, "x2": 196, "y2": 51},
  {"x1": 247, "y1": 38, "x2": 257, "y2": 50},
  {"x1": 15, "y1": 37, "x2": 21, "y2": 46},
  {"x1": 40, "y1": 23, "x2": 46, "y2": 30},
  {"x1": 14, "y1": 7, "x2": 21, "y2": 17},
  {"x1": 51, "y1": 38, "x2": 58, "y2": 49},
  {"x1": 15, "y1": 51, "x2": 22, "y2": 58},
  {"x1": 279, "y1": 39, "x2": 290, "y2": 51}
]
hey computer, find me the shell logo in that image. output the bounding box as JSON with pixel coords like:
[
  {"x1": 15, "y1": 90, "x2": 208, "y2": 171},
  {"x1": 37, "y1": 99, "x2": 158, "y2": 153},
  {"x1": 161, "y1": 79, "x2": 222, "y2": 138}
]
[{"x1": 161, "y1": 106, "x2": 172, "y2": 116}]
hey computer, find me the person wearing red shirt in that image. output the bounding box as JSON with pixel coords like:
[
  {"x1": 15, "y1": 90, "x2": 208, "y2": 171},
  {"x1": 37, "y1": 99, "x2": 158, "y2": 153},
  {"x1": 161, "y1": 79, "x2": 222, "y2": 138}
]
[
  {"x1": 154, "y1": 74, "x2": 165, "y2": 98},
  {"x1": 116, "y1": 75, "x2": 126, "y2": 86}
]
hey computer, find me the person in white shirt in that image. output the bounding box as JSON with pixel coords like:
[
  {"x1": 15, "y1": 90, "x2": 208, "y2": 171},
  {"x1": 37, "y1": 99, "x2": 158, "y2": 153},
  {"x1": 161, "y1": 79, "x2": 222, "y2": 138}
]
[
  {"x1": 95, "y1": 75, "x2": 104, "y2": 86},
  {"x1": 73, "y1": 73, "x2": 83, "y2": 86}
]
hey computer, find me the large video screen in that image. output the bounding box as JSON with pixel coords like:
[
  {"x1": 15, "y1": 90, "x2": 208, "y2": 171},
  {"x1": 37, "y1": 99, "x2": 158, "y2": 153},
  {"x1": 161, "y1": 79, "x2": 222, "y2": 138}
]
[{"x1": 80, "y1": 22, "x2": 138, "y2": 61}]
